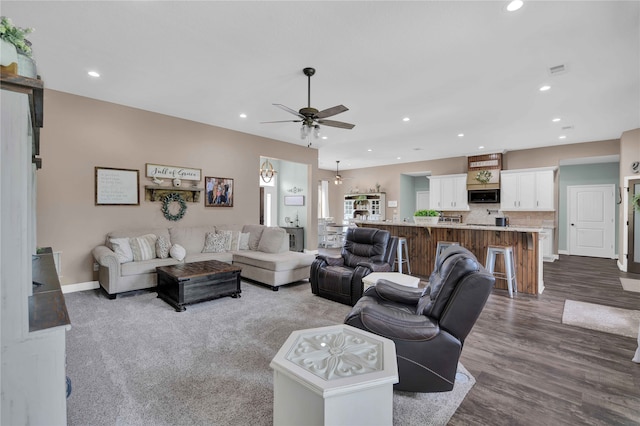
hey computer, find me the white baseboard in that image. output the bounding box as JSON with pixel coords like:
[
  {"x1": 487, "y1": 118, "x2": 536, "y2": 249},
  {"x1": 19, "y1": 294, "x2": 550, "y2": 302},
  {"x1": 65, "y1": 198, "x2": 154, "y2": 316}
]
[
  {"x1": 558, "y1": 250, "x2": 569, "y2": 255},
  {"x1": 61, "y1": 281, "x2": 99, "y2": 294}
]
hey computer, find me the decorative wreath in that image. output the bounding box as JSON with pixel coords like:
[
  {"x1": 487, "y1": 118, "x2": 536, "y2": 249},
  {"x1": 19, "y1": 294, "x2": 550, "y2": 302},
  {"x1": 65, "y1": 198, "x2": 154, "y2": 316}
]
[
  {"x1": 475, "y1": 170, "x2": 493, "y2": 184},
  {"x1": 161, "y1": 193, "x2": 187, "y2": 221}
]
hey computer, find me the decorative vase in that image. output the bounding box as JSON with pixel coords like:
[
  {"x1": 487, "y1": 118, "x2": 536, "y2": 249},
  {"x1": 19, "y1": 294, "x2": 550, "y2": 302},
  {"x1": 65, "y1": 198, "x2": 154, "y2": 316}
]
[
  {"x1": 413, "y1": 216, "x2": 439, "y2": 225},
  {"x1": 0, "y1": 39, "x2": 18, "y2": 72},
  {"x1": 16, "y1": 52, "x2": 36, "y2": 78}
]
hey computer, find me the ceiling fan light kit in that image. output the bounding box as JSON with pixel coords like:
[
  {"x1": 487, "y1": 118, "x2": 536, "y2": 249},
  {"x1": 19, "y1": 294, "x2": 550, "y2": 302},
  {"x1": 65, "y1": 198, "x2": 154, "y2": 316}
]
[{"x1": 263, "y1": 67, "x2": 355, "y2": 146}]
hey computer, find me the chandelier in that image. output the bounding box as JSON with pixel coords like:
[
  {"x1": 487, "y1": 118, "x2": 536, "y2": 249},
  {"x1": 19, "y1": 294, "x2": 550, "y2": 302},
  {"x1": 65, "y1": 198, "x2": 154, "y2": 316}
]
[
  {"x1": 260, "y1": 158, "x2": 277, "y2": 183},
  {"x1": 334, "y1": 160, "x2": 343, "y2": 185}
]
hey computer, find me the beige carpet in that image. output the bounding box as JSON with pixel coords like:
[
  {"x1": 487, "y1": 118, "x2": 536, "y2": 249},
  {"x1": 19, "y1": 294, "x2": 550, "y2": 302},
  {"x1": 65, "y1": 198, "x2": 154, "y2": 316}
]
[
  {"x1": 562, "y1": 300, "x2": 640, "y2": 339},
  {"x1": 620, "y1": 277, "x2": 640, "y2": 293}
]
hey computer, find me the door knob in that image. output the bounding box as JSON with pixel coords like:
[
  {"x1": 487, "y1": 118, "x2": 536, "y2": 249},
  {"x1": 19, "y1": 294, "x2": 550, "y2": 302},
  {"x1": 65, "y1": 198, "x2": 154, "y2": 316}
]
[{"x1": 571, "y1": 223, "x2": 575, "y2": 226}]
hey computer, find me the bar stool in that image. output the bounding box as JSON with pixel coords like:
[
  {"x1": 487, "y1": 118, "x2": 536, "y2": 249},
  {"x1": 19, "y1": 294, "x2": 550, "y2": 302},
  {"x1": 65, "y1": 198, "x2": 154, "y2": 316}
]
[
  {"x1": 394, "y1": 237, "x2": 411, "y2": 274},
  {"x1": 435, "y1": 241, "x2": 459, "y2": 267},
  {"x1": 485, "y1": 245, "x2": 517, "y2": 298}
]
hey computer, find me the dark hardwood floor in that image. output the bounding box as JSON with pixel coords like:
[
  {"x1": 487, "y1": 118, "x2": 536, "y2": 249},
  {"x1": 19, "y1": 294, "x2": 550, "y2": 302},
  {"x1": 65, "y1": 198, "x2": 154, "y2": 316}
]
[{"x1": 450, "y1": 255, "x2": 640, "y2": 425}]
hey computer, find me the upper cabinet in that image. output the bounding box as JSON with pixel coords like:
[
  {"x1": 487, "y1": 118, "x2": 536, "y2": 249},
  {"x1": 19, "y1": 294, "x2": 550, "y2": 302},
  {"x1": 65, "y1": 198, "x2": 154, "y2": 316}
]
[
  {"x1": 344, "y1": 193, "x2": 386, "y2": 220},
  {"x1": 500, "y1": 167, "x2": 556, "y2": 211},
  {"x1": 428, "y1": 174, "x2": 469, "y2": 211}
]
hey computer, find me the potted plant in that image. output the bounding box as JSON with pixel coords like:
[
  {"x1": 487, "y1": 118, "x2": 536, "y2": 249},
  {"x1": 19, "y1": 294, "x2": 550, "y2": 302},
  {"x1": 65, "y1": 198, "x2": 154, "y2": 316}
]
[
  {"x1": 413, "y1": 209, "x2": 440, "y2": 225},
  {"x1": 0, "y1": 16, "x2": 35, "y2": 77}
]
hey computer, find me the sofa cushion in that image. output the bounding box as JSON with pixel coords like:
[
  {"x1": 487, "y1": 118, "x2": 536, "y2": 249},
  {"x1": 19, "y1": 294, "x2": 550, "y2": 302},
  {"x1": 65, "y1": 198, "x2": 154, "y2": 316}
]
[
  {"x1": 170, "y1": 244, "x2": 187, "y2": 261},
  {"x1": 130, "y1": 234, "x2": 157, "y2": 261},
  {"x1": 156, "y1": 236, "x2": 171, "y2": 259},
  {"x1": 257, "y1": 227, "x2": 288, "y2": 253},
  {"x1": 242, "y1": 224, "x2": 266, "y2": 251},
  {"x1": 110, "y1": 238, "x2": 134, "y2": 263},
  {"x1": 121, "y1": 257, "x2": 181, "y2": 276},
  {"x1": 185, "y1": 251, "x2": 233, "y2": 264},
  {"x1": 232, "y1": 251, "x2": 314, "y2": 272},
  {"x1": 169, "y1": 226, "x2": 217, "y2": 254},
  {"x1": 106, "y1": 228, "x2": 170, "y2": 250},
  {"x1": 238, "y1": 232, "x2": 250, "y2": 250},
  {"x1": 202, "y1": 232, "x2": 228, "y2": 253}
]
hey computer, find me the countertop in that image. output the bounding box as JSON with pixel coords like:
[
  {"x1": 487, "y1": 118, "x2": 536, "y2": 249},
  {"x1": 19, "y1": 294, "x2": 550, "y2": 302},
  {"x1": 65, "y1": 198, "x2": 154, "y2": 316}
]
[{"x1": 354, "y1": 220, "x2": 544, "y2": 233}]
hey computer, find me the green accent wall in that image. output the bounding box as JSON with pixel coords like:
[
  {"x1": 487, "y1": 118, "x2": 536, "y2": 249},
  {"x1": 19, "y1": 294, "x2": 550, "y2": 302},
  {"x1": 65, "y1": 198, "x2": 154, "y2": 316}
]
[{"x1": 558, "y1": 162, "x2": 620, "y2": 253}]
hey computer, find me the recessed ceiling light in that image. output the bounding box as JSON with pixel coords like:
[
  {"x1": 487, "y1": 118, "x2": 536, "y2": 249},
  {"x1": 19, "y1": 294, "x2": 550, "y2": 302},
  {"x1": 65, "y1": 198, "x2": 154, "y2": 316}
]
[
  {"x1": 458, "y1": 133, "x2": 464, "y2": 137},
  {"x1": 506, "y1": 0, "x2": 524, "y2": 12},
  {"x1": 367, "y1": 149, "x2": 373, "y2": 152},
  {"x1": 88, "y1": 71, "x2": 100, "y2": 77},
  {"x1": 396, "y1": 157, "x2": 401, "y2": 160},
  {"x1": 239, "y1": 113, "x2": 247, "y2": 118},
  {"x1": 478, "y1": 146, "x2": 485, "y2": 150},
  {"x1": 321, "y1": 136, "x2": 328, "y2": 140},
  {"x1": 402, "y1": 117, "x2": 410, "y2": 122},
  {"x1": 539, "y1": 85, "x2": 551, "y2": 92},
  {"x1": 559, "y1": 135, "x2": 567, "y2": 139},
  {"x1": 552, "y1": 117, "x2": 561, "y2": 122}
]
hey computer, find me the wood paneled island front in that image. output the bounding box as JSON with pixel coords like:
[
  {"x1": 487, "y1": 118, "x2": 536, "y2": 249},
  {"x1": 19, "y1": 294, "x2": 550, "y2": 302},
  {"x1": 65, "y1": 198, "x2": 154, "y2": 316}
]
[{"x1": 357, "y1": 221, "x2": 544, "y2": 295}]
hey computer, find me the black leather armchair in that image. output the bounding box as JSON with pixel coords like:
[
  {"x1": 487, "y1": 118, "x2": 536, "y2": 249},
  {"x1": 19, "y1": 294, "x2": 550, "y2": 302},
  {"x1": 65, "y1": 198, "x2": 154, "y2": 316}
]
[
  {"x1": 310, "y1": 227, "x2": 398, "y2": 306},
  {"x1": 345, "y1": 245, "x2": 495, "y2": 392}
]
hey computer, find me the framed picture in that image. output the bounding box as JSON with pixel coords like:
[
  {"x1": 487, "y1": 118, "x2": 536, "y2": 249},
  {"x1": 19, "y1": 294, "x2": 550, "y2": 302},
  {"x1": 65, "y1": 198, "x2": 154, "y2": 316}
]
[
  {"x1": 205, "y1": 177, "x2": 234, "y2": 207},
  {"x1": 145, "y1": 163, "x2": 201, "y2": 181},
  {"x1": 95, "y1": 167, "x2": 140, "y2": 205},
  {"x1": 284, "y1": 195, "x2": 305, "y2": 206}
]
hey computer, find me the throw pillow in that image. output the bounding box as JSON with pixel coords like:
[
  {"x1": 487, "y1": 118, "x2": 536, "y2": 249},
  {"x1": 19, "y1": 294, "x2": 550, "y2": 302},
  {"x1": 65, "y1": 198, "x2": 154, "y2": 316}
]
[
  {"x1": 238, "y1": 232, "x2": 250, "y2": 250},
  {"x1": 202, "y1": 232, "x2": 228, "y2": 253},
  {"x1": 129, "y1": 234, "x2": 157, "y2": 261},
  {"x1": 110, "y1": 238, "x2": 134, "y2": 263},
  {"x1": 216, "y1": 230, "x2": 234, "y2": 251},
  {"x1": 156, "y1": 236, "x2": 171, "y2": 259},
  {"x1": 169, "y1": 244, "x2": 186, "y2": 261},
  {"x1": 257, "y1": 228, "x2": 288, "y2": 254},
  {"x1": 243, "y1": 224, "x2": 265, "y2": 251}
]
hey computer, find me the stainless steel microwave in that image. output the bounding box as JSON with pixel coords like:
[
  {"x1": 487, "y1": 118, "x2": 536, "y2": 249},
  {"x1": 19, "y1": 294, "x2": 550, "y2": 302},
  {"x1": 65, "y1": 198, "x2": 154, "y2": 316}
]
[{"x1": 468, "y1": 189, "x2": 500, "y2": 203}]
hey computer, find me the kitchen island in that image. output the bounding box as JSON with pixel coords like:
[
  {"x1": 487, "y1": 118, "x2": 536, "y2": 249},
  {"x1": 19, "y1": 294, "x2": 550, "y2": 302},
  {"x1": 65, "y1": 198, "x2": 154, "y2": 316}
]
[{"x1": 357, "y1": 221, "x2": 544, "y2": 295}]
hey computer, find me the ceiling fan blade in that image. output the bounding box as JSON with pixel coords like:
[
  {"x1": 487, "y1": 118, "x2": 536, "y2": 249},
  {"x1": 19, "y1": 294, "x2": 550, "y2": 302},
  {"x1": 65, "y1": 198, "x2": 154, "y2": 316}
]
[
  {"x1": 315, "y1": 105, "x2": 348, "y2": 119},
  {"x1": 317, "y1": 119, "x2": 355, "y2": 129},
  {"x1": 273, "y1": 103, "x2": 304, "y2": 119},
  {"x1": 260, "y1": 120, "x2": 302, "y2": 124}
]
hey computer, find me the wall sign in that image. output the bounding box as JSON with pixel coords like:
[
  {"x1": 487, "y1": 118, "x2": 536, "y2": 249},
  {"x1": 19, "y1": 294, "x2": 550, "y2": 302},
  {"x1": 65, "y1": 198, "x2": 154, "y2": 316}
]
[
  {"x1": 146, "y1": 163, "x2": 201, "y2": 181},
  {"x1": 95, "y1": 167, "x2": 140, "y2": 205}
]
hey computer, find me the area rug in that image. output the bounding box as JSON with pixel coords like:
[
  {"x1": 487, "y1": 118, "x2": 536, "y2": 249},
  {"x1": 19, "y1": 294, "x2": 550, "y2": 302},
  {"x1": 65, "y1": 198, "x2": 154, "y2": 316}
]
[
  {"x1": 620, "y1": 277, "x2": 640, "y2": 293},
  {"x1": 562, "y1": 300, "x2": 640, "y2": 339},
  {"x1": 64, "y1": 282, "x2": 474, "y2": 426}
]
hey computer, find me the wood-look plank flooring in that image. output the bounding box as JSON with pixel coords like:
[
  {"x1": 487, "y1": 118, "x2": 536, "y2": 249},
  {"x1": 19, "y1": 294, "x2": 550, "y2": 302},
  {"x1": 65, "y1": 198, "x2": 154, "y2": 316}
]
[{"x1": 451, "y1": 255, "x2": 640, "y2": 425}]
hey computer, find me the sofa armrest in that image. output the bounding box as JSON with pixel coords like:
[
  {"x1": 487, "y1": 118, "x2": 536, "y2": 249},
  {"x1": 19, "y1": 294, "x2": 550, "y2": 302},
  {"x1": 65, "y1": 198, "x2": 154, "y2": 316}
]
[
  {"x1": 374, "y1": 279, "x2": 423, "y2": 305},
  {"x1": 317, "y1": 254, "x2": 344, "y2": 266},
  {"x1": 92, "y1": 245, "x2": 121, "y2": 294}
]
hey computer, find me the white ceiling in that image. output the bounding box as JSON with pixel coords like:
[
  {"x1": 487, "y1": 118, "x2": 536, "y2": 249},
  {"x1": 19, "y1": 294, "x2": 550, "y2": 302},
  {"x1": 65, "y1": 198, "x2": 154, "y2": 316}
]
[{"x1": 4, "y1": 1, "x2": 639, "y2": 171}]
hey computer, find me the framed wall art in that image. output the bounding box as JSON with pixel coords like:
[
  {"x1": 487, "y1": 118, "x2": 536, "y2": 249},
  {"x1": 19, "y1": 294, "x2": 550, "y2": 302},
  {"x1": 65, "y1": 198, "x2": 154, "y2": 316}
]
[
  {"x1": 205, "y1": 177, "x2": 234, "y2": 207},
  {"x1": 284, "y1": 195, "x2": 305, "y2": 206},
  {"x1": 95, "y1": 167, "x2": 140, "y2": 205}
]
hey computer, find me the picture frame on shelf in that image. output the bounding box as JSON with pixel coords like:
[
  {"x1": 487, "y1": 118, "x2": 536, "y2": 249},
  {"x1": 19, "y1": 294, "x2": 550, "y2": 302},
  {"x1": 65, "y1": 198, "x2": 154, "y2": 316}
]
[
  {"x1": 95, "y1": 166, "x2": 140, "y2": 205},
  {"x1": 205, "y1": 177, "x2": 234, "y2": 207}
]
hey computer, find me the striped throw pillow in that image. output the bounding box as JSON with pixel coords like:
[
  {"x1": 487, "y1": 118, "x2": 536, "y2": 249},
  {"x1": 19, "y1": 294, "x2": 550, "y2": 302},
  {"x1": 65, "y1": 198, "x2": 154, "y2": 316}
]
[{"x1": 130, "y1": 234, "x2": 157, "y2": 261}]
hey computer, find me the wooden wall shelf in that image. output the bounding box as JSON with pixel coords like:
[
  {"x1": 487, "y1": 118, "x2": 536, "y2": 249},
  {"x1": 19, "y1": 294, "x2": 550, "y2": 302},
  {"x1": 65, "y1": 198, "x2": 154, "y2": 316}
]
[{"x1": 144, "y1": 186, "x2": 203, "y2": 203}]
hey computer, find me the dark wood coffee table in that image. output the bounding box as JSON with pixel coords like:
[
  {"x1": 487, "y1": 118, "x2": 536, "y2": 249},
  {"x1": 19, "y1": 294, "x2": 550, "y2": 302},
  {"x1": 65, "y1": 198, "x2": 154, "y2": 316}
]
[{"x1": 156, "y1": 260, "x2": 242, "y2": 312}]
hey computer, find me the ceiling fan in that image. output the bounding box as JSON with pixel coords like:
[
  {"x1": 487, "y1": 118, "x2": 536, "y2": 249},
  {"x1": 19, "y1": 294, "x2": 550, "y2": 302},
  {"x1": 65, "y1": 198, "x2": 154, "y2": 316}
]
[{"x1": 262, "y1": 67, "x2": 355, "y2": 146}]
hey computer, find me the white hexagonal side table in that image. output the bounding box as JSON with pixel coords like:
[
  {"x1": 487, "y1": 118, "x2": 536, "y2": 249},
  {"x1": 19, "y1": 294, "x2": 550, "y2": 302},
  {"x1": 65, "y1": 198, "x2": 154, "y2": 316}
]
[{"x1": 270, "y1": 324, "x2": 398, "y2": 426}]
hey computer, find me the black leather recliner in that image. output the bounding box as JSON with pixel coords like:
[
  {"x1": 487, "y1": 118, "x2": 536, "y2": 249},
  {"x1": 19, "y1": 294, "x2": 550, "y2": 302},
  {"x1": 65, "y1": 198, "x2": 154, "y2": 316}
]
[
  {"x1": 345, "y1": 245, "x2": 495, "y2": 392},
  {"x1": 310, "y1": 227, "x2": 398, "y2": 306}
]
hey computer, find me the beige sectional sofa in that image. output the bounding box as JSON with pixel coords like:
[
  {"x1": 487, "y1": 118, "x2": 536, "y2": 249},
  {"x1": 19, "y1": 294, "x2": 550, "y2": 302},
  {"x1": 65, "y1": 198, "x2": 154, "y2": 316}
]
[{"x1": 92, "y1": 224, "x2": 314, "y2": 298}]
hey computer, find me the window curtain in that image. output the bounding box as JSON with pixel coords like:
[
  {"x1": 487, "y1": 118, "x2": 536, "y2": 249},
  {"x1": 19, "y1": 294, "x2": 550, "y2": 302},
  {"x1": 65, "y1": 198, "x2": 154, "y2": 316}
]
[{"x1": 318, "y1": 180, "x2": 330, "y2": 218}]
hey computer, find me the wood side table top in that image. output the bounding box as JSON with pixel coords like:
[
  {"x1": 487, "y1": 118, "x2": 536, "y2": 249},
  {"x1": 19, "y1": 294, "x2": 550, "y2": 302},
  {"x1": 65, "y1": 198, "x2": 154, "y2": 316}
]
[{"x1": 156, "y1": 260, "x2": 241, "y2": 280}]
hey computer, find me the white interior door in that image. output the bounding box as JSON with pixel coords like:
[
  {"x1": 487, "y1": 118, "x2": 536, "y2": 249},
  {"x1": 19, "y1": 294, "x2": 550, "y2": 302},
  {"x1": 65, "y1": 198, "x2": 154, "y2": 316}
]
[
  {"x1": 568, "y1": 184, "x2": 615, "y2": 258},
  {"x1": 416, "y1": 191, "x2": 430, "y2": 210}
]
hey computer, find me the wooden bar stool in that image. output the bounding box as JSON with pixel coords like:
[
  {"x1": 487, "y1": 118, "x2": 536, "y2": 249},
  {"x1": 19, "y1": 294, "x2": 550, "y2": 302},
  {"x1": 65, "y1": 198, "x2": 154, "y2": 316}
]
[
  {"x1": 485, "y1": 245, "x2": 517, "y2": 298},
  {"x1": 435, "y1": 241, "x2": 459, "y2": 267},
  {"x1": 394, "y1": 237, "x2": 411, "y2": 274}
]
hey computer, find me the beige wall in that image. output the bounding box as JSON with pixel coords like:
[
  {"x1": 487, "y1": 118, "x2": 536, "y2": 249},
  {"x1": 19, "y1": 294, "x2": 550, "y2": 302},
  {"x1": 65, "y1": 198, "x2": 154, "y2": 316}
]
[{"x1": 38, "y1": 90, "x2": 318, "y2": 286}]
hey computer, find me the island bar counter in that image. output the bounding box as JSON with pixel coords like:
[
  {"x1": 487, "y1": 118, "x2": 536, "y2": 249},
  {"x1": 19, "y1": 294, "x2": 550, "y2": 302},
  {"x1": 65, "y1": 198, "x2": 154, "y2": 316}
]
[{"x1": 357, "y1": 222, "x2": 543, "y2": 295}]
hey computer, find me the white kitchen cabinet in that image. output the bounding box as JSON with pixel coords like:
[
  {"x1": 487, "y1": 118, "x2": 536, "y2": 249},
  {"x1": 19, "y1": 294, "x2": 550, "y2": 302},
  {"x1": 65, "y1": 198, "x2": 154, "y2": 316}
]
[
  {"x1": 428, "y1": 174, "x2": 469, "y2": 211},
  {"x1": 344, "y1": 193, "x2": 386, "y2": 220},
  {"x1": 500, "y1": 168, "x2": 555, "y2": 211}
]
